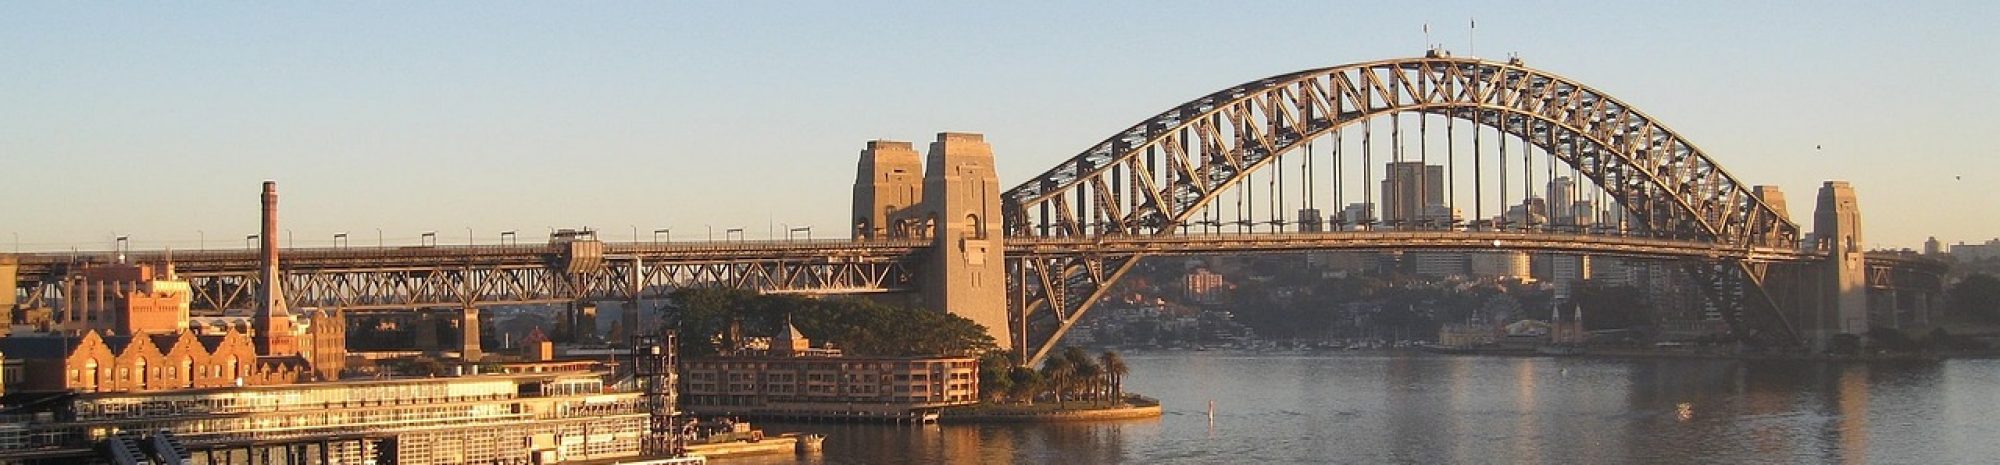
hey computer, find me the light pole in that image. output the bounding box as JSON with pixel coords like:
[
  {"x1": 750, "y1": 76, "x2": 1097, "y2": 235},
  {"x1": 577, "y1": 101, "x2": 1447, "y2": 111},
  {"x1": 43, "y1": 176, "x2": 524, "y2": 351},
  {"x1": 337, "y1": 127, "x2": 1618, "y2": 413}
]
[
  {"x1": 466, "y1": 227, "x2": 474, "y2": 246},
  {"x1": 653, "y1": 229, "x2": 670, "y2": 244},
  {"x1": 286, "y1": 229, "x2": 294, "y2": 249},
  {"x1": 501, "y1": 230, "x2": 517, "y2": 246},
  {"x1": 421, "y1": 231, "x2": 437, "y2": 247},
  {"x1": 197, "y1": 230, "x2": 205, "y2": 251},
  {"x1": 375, "y1": 228, "x2": 383, "y2": 247},
  {"x1": 789, "y1": 226, "x2": 812, "y2": 241},
  {"x1": 630, "y1": 225, "x2": 639, "y2": 243},
  {"x1": 725, "y1": 228, "x2": 744, "y2": 242},
  {"x1": 705, "y1": 225, "x2": 713, "y2": 242},
  {"x1": 333, "y1": 232, "x2": 348, "y2": 249},
  {"x1": 245, "y1": 234, "x2": 258, "y2": 249}
]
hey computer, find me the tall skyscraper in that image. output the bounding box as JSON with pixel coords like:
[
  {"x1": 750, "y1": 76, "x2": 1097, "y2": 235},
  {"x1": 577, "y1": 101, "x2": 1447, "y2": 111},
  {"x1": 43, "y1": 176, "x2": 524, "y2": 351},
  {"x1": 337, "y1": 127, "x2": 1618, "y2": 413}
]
[
  {"x1": 1547, "y1": 177, "x2": 1576, "y2": 225},
  {"x1": 1380, "y1": 161, "x2": 1444, "y2": 227}
]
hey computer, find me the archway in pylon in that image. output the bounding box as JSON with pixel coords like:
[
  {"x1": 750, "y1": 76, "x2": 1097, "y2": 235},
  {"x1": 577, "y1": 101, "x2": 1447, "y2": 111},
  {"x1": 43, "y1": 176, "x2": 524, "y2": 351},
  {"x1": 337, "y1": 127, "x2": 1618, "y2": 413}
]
[{"x1": 1001, "y1": 56, "x2": 1802, "y2": 364}]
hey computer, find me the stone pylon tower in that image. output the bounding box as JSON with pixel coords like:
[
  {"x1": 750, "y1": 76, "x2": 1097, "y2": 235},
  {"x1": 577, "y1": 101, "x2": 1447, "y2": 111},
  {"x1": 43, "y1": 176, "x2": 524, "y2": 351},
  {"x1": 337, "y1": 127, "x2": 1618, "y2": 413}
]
[
  {"x1": 1812, "y1": 181, "x2": 1868, "y2": 349},
  {"x1": 852, "y1": 140, "x2": 925, "y2": 240},
  {"x1": 919, "y1": 133, "x2": 1010, "y2": 351},
  {"x1": 255, "y1": 181, "x2": 300, "y2": 356}
]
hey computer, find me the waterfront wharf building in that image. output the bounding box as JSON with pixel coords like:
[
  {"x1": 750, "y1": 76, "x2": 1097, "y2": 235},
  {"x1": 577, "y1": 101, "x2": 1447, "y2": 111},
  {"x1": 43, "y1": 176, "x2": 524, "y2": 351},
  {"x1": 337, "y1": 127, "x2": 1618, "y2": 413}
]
[
  {"x1": 0, "y1": 371, "x2": 649, "y2": 464},
  {"x1": 0, "y1": 262, "x2": 347, "y2": 394},
  {"x1": 680, "y1": 322, "x2": 977, "y2": 422}
]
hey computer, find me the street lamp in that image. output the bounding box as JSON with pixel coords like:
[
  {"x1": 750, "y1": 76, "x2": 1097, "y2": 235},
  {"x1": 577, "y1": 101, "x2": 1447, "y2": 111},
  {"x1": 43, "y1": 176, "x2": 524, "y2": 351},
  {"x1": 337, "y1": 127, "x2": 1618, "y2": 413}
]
[
  {"x1": 375, "y1": 228, "x2": 383, "y2": 247},
  {"x1": 630, "y1": 225, "x2": 639, "y2": 243},
  {"x1": 500, "y1": 230, "x2": 517, "y2": 246},
  {"x1": 788, "y1": 226, "x2": 812, "y2": 241},
  {"x1": 724, "y1": 228, "x2": 744, "y2": 242},
  {"x1": 466, "y1": 227, "x2": 474, "y2": 246},
  {"x1": 705, "y1": 225, "x2": 714, "y2": 242},
  {"x1": 197, "y1": 230, "x2": 205, "y2": 251},
  {"x1": 333, "y1": 232, "x2": 349, "y2": 249},
  {"x1": 653, "y1": 229, "x2": 670, "y2": 244},
  {"x1": 421, "y1": 231, "x2": 437, "y2": 247},
  {"x1": 245, "y1": 234, "x2": 258, "y2": 249}
]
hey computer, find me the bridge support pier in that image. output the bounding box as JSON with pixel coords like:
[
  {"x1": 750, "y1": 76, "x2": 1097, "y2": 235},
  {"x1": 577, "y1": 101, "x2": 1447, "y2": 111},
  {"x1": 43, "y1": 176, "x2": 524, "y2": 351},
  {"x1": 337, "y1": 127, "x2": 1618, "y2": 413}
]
[
  {"x1": 1812, "y1": 181, "x2": 1869, "y2": 351},
  {"x1": 459, "y1": 306, "x2": 482, "y2": 361}
]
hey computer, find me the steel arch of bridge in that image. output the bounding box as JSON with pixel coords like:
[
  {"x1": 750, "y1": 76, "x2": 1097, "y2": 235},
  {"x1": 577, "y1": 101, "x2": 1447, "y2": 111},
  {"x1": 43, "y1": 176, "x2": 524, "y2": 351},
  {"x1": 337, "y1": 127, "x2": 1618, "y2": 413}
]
[{"x1": 1003, "y1": 57, "x2": 1803, "y2": 364}]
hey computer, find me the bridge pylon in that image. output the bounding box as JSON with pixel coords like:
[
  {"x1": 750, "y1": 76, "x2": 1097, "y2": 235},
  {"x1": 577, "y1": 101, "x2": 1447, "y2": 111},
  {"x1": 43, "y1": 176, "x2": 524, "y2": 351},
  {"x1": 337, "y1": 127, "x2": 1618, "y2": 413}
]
[
  {"x1": 852, "y1": 140, "x2": 925, "y2": 240},
  {"x1": 1811, "y1": 181, "x2": 1869, "y2": 350},
  {"x1": 914, "y1": 133, "x2": 1011, "y2": 353}
]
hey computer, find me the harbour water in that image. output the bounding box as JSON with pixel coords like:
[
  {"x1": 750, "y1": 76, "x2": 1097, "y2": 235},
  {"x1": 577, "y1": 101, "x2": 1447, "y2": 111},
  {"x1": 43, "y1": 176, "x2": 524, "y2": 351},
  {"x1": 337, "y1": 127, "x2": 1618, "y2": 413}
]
[{"x1": 729, "y1": 352, "x2": 2000, "y2": 464}]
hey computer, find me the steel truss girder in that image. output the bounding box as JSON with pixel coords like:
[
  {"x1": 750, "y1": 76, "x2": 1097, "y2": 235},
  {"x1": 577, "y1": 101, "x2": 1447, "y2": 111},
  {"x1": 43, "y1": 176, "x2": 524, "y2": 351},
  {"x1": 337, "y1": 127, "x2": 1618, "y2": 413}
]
[
  {"x1": 1008, "y1": 253, "x2": 1142, "y2": 365},
  {"x1": 139, "y1": 258, "x2": 914, "y2": 312},
  {"x1": 998, "y1": 57, "x2": 1806, "y2": 357},
  {"x1": 1001, "y1": 57, "x2": 1800, "y2": 250}
]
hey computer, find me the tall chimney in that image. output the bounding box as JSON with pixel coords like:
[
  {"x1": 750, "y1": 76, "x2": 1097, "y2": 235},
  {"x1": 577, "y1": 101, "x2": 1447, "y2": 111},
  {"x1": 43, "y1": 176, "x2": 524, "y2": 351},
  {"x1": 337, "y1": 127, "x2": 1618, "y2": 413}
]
[{"x1": 254, "y1": 181, "x2": 298, "y2": 356}]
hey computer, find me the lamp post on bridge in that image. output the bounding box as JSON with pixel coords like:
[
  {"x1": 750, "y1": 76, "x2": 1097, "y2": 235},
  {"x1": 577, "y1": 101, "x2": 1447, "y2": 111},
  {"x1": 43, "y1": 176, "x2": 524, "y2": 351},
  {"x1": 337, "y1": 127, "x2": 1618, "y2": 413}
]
[
  {"x1": 787, "y1": 226, "x2": 811, "y2": 241},
  {"x1": 724, "y1": 228, "x2": 744, "y2": 242},
  {"x1": 501, "y1": 230, "x2": 517, "y2": 246},
  {"x1": 197, "y1": 230, "x2": 205, "y2": 251},
  {"x1": 376, "y1": 228, "x2": 383, "y2": 248},
  {"x1": 245, "y1": 234, "x2": 258, "y2": 250},
  {"x1": 705, "y1": 225, "x2": 713, "y2": 242},
  {"x1": 421, "y1": 231, "x2": 437, "y2": 247},
  {"x1": 466, "y1": 227, "x2": 474, "y2": 246},
  {"x1": 333, "y1": 232, "x2": 349, "y2": 249},
  {"x1": 653, "y1": 229, "x2": 670, "y2": 244}
]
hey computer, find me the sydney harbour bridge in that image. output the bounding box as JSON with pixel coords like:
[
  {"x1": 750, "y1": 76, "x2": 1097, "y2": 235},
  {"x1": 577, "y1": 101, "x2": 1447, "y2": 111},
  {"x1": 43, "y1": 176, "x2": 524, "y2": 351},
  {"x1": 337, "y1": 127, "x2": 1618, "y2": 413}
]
[{"x1": 5, "y1": 55, "x2": 1947, "y2": 364}]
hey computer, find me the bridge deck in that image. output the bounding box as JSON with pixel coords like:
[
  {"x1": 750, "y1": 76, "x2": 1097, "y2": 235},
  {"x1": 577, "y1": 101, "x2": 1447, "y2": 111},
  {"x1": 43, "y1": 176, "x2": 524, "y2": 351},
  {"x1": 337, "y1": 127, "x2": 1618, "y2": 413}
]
[{"x1": 12, "y1": 231, "x2": 1824, "y2": 276}]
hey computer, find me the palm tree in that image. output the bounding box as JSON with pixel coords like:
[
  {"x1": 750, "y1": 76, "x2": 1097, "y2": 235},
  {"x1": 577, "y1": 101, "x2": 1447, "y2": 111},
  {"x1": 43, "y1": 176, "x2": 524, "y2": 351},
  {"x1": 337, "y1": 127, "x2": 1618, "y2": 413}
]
[
  {"x1": 1040, "y1": 356, "x2": 1075, "y2": 405},
  {"x1": 1062, "y1": 346, "x2": 1101, "y2": 403},
  {"x1": 1099, "y1": 350, "x2": 1128, "y2": 404}
]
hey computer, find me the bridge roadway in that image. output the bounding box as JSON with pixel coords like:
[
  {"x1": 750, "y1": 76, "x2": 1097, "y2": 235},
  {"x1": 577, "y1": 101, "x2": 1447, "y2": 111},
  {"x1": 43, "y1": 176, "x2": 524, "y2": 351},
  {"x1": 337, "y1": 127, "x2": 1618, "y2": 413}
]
[
  {"x1": 9, "y1": 230, "x2": 1845, "y2": 313},
  {"x1": 14, "y1": 230, "x2": 1817, "y2": 275}
]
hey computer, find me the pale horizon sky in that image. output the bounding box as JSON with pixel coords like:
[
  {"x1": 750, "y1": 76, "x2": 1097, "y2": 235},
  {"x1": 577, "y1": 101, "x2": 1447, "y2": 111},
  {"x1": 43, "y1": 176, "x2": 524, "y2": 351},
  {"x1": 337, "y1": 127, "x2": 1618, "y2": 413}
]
[{"x1": 3, "y1": 2, "x2": 1995, "y2": 252}]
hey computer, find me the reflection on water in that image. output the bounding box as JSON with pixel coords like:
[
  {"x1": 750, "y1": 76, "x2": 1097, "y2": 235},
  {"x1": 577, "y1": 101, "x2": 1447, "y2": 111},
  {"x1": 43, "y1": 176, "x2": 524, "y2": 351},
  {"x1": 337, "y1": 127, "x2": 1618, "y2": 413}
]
[{"x1": 729, "y1": 354, "x2": 2000, "y2": 464}]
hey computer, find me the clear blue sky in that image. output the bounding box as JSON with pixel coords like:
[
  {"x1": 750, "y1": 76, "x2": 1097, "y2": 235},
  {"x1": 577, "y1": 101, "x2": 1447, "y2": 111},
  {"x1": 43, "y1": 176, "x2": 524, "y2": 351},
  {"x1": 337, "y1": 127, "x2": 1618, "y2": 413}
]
[{"x1": 2, "y1": 1, "x2": 1994, "y2": 251}]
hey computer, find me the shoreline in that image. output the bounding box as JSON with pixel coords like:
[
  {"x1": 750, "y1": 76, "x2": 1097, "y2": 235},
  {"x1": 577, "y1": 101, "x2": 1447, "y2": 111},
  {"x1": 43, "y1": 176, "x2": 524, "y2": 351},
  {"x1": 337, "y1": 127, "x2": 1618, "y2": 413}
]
[
  {"x1": 940, "y1": 396, "x2": 1164, "y2": 423},
  {"x1": 1119, "y1": 346, "x2": 2000, "y2": 363}
]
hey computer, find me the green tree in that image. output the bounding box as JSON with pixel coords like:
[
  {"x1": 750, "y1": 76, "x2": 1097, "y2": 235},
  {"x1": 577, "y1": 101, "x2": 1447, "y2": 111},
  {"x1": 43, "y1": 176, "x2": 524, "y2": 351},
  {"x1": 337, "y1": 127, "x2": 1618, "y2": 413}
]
[
  {"x1": 1949, "y1": 273, "x2": 2000, "y2": 322},
  {"x1": 1006, "y1": 367, "x2": 1044, "y2": 405},
  {"x1": 978, "y1": 352, "x2": 1014, "y2": 402},
  {"x1": 663, "y1": 288, "x2": 996, "y2": 357},
  {"x1": 1573, "y1": 283, "x2": 1650, "y2": 330}
]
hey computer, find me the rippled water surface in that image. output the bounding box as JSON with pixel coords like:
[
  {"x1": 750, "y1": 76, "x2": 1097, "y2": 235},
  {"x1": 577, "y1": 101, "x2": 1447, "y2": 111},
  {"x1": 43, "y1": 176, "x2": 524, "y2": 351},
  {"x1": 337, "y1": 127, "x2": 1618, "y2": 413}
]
[{"x1": 730, "y1": 353, "x2": 2000, "y2": 464}]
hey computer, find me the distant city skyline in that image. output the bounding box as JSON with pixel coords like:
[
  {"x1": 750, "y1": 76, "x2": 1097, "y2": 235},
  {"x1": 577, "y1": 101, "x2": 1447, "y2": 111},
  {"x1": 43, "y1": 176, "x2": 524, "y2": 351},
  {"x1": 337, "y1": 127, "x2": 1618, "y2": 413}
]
[{"x1": 3, "y1": 2, "x2": 1995, "y2": 251}]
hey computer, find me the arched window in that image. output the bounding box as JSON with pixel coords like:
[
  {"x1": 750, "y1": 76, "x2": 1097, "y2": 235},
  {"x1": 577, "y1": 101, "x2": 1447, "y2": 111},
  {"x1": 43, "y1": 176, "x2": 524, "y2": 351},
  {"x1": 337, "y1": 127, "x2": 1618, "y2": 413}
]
[
  {"x1": 965, "y1": 214, "x2": 985, "y2": 239},
  {"x1": 82, "y1": 359, "x2": 99, "y2": 390},
  {"x1": 133, "y1": 359, "x2": 148, "y2": 390}
]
